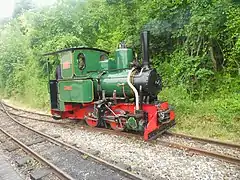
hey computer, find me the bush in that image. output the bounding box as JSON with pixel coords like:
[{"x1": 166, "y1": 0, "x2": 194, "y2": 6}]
[{"x1": 159, "y1": 86, "x2": 240, "y2": 141}]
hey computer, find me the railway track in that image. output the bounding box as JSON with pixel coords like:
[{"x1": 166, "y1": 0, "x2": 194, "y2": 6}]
[
  {"x1": 0, "y1": 127, "x2": 73, "y2": 180},
  {"x1": 157, "y1": 134, "x2": 240, "y2": 165},
  {"x1": 0, "y1": 102, "x2": 145, "y2": 180},
  {"x1": 2, "y1": 101, "x2": 240, "y2": 167},
  {"x1": 2, "y1": 101, "x2": 51, "y2": 118}
]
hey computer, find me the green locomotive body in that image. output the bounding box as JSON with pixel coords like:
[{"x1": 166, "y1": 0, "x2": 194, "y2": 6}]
[{"x1": 46, "y1": 32, "x2": 175, "y2": 140}]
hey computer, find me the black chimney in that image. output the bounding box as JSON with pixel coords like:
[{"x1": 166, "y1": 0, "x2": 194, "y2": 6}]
[{"x1": 141, "y1": 31, "x2": 150, "y2": 68}]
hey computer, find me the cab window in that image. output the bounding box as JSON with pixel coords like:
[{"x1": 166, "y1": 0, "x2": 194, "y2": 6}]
[
  {"x1": 78, "y1": 53, "x2": 86, "y2": 70},
  {"x1": 100, "y1": 53, "x2": 108, "y2": 61}
]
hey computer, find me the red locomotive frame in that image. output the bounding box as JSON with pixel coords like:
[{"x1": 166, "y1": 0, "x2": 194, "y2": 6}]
[{"x1": 51, "y1": 102, "x2": 175, "y2": 140}]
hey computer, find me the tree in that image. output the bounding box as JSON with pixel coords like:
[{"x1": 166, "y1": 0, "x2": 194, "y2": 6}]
[{"x1": 13, "y1": 0, "x2": 34, "y2": 18}]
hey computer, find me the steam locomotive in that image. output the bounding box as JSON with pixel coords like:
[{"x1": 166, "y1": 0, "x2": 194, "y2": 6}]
[{"x1": 44, "y1": 31, "x2": 175, "y2": 140}]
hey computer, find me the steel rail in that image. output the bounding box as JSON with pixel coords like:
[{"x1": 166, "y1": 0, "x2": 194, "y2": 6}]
[
  {"x1": 0, "y1": 128, "x2": 74, "y2": 180},
  {"x1": 0, "y1": 108, "x2": 68, "y2": 125},
  {"x1": 165, "y1": 131, "x2": 240, "y2": 149},
  {"x1": 1, "y1": 102, "x2": 145, "y2": 180},
  {"x1": 4, "y1": 101, "x2": 240, "y2": 148},
  {"x1": 3, "y1": 101, "x2": 240, "y2": 166},
  {"x1": 1, "y1": 101, "x2": 51, "y2": 117},
  {"x1": 157, "y1": 139, "x2": 240, "y2": 165},
  {"x1": 0, "y1": 110, "x2": 75, "y2": 180},
  {"x1": 0, "y1": 107, "x2": 131, "y2": 137},
  {"x1": 0, "y1": 108, "x2": 70, "y2": 125}
]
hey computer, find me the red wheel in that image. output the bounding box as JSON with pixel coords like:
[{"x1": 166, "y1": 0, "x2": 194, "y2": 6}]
[
  {"x1": 109, "y1": 119, "x2": 124, "y2": 131},
  {"x1": 108, "y1": 109, "x2": 126, "y2": 131},
  {"x1": 85, "y1": 117, "x2": 98, "y2": 127}
]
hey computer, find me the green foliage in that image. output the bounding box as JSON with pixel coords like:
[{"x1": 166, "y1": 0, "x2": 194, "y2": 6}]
[
  {"x1": 160, "y1": 87, "x2": 240, "y2": 141},
  {"x1": 0, "y1": 0, "x2": 239, "y2": 141},
  {"x1": 168, "y1": 51, "x2": 214, "y2": 98},
  {"x1": 225, "y1": 4, "x2": 240, "y2": 75},
  {"x1": 13, "y1": 0, "x2": 34, "y2": 18}
]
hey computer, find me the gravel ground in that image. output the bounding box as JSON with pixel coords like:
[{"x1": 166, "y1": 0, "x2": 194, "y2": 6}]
[
  {"x1": 3, "y1": 99, "x2": 50, "y2": 115},
  {"x1": 30, "y1": 142, "x2": 129, "y2": 180},
  {"x1": 2, "y1": 106, "x2": 52, "y2": 121},
  {"x1": 0, "y1": 113, "x2": 45, "y2": 146},
  {"x1": 160, "y1": 135, "x2": 240, "y2": 159},
  {"x1": 0, "y1": 111, "x2": 131, "y2": 180},
  {"x1": 10, "y1": 112, "x2": 240, "y2": 180},
  {"x1": 0, "y1": 131, "x2": 58, "y2": 180}
]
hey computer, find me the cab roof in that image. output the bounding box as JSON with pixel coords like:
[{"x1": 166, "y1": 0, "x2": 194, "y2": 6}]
[{"x1": 42, "y1": 47, "x2": 110, "y2": 56}]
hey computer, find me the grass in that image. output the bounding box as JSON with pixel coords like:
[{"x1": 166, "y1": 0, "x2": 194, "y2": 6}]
[{"x1": 160, "y1": 86, "x2": 240, "y2": 143}]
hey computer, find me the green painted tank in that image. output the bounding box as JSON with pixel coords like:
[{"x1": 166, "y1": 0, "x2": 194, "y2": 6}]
[{"x1": 99, "y1": 70, "x2": 133, "y2": 97}]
